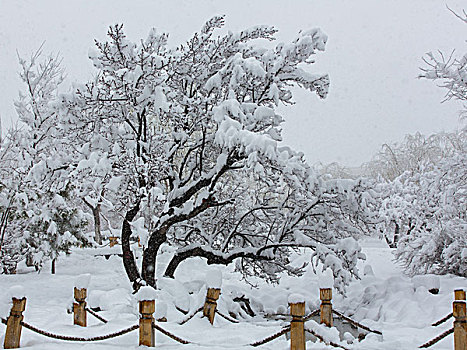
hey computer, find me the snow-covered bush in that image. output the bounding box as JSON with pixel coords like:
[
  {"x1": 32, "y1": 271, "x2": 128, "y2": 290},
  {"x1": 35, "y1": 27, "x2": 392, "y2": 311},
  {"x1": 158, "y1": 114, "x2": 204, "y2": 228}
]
[
  {"x1": 0, "y1": 49, "x2": 90, "y2": 273},
  {"x1": 375, "y1": 130, "x2": 466, "y2": 276}
]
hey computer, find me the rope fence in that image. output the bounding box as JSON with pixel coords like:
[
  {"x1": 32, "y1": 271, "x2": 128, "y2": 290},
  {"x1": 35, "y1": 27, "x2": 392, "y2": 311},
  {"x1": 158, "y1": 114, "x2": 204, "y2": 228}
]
[
  {"x1": 332, "y1": 309, "x2": 382, "y2": 335},
  {"x1": 250, "y1": 326, "x2": 290, "y2": 347},
  {"x1": 419, "y1": 327, "x2": 454, "y2": 348},
  {"x1": 431, "y1": 313, "x2": 452, "y2": 327},
  {"x1": 216, "y1": 310, "x2": 240, "y2": 324},
  {"x1": 178, "y1": 306, "x2": 203, "y2": 325},
  {"x1": 2, "y1": 317, "x2": 137, "y2": 342},
  {"x1": 3, "y1": 286, "x2": 465, "y2": 349},
  {"x1": 305, "y1": 327, "x2": 350, "y2": 350},
  {"x1": 152, "y1": 323, "x2": 191, "y2": 344},
  {"x1": 418, "y1": 289, "x2": 466, "y2": 348},
  {"x1": 85, "y1": 307, "x2": 108, "y2": 324}
]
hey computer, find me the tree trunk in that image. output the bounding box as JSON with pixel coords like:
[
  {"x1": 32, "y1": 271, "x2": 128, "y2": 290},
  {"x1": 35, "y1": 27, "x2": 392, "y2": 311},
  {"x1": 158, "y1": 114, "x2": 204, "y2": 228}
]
[
  {"x1": 141, "y1": 228, "x2": 167, "y2": 288},
  {"x1": 82, "y1": 198, "x2": 102, "y2": 245},
  {"x1": 92, "y1": 204, "x2": 102, "y2": 245},
  {"x1": 121, "y1": 202, "x2": 142, "y2": 291}
]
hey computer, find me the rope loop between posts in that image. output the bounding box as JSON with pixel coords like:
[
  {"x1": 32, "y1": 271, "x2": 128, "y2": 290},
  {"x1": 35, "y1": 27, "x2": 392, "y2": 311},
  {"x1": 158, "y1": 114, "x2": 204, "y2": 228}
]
[
  {"x1": 419, "y1": 327, "x2": 454, "y2": 348},
  {"x1": 332, "y1": 309, "x2": 382, "y2": 335},
  {"x1": 304, "y1": 309, "x2": 320, "y2": 321},
  {"x1": 152, "y1": 320, "x2": 290, "y2": 347},
  {"x1": 152, "y1": 323, "x2": 191, "y2": 344},
  {"x1": 305, "y1": 327, "x2": 350, "y2": 350},
  {"x1": 262, "y1": 309, "x2": 319, "y2": 322},
  {"x1": 178, "y1": 306, "x2": 203, "y2": 325},
  {"x1": 2, "y1": 316, "x2": 137, "y2": 342},
  {"x1": 216, "y1": 310, "x2": 240, "y2": 323},
  {"x1": 431, "y1": 313, "x2": 453, "y2": 327},
  {"x1": 85, "y1": 307, "x2": 108, "y2": 324},
  {"x1": 250, "y1": 326, "x2": 291, "y2": 347}
]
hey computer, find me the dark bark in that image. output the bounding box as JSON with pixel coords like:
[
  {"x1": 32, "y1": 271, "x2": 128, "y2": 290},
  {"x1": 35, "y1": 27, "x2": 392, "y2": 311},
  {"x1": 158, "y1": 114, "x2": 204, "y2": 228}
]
[
  {"x1": 82, "y1": 198, "x2": 102, "y2": 245},
  {"x1": 92, "y1": 205, "x2": 102, "y2": 245},
  {"x1": 233, "y1": 296, "x2": 256, "y2": 317},
  {"x1": 392, "y1": 222, "x2": 400, "y2": 248},
  {"x1": 121, "y1": 201, "x2": 142, "y2": 291},
  {"x1": 163, "y1": 246, "x2": 271, "y2": 278},
  {"x1": 141, "y1": 227, "x2": 168, "y2": 288},
  {"x1": 139, "y1": 155, "x2": 240, "y2": 287}
]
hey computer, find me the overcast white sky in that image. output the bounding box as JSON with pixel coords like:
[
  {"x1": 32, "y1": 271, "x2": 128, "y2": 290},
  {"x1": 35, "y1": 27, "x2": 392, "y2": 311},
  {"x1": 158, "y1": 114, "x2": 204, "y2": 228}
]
[{"x1": 0, "y1": 0, "x2": 465, "y2": 166}]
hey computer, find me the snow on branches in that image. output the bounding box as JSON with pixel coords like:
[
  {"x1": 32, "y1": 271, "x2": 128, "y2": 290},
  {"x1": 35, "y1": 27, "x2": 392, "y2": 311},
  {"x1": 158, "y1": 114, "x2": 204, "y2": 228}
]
[
  {"x1": 54, "y1": 17, "x2": 373, "y2": 292},
  {"x1": 420, "y1": 7, "x2": 467, "y2": 117},
  {"x1": 0, "y1": 49, "x2": 89, "y2": 273},
  {"x1": 2, "y1": 17, "x2": 373, "y2": 292},
  {"x1": 372, "y1": 130, "x2": 466, "y2": 277}
]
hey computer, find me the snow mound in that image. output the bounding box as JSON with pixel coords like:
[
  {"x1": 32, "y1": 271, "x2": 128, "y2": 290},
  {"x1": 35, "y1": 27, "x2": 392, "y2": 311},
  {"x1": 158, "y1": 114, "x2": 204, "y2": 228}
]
[
  {"x1": 206, "y1": 269, "x2": 222, "y2": 289},
  {"x1": 74, "y1": 273, "x2": 91, "y2": 289},
  {"x1": 135, "y1": 286, "x2": 157, "y2": 302}
]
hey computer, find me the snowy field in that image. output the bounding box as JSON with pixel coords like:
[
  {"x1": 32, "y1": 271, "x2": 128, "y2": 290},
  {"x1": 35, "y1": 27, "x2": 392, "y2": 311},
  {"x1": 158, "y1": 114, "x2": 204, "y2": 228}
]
[{"x1": 0, "y1": 239, "x2": 464, "y2": 349}]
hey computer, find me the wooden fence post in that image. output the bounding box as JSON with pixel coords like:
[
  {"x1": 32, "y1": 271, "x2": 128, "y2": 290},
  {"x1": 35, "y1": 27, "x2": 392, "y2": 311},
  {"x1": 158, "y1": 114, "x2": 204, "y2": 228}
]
[
  {"x1": 73, "y1": 287, "x2": 87, "y2": 327},
  {"x1": 455, "y1": 289, "x2": 466, "y2": 301},
  {"x1": 109, "y1": 236, "x2": 118, "y2": 247},
  {"x1": 139, "y1": 299, "x2": 155, "y2": 347},
  {"x1": 203, "y1": 288, "x2": 220, "y2": 325},
  {"x1": 320, "y1": 288, "x2": 333, "y2": 327},
  {"x1": 453, "y1": 299, "x2": 466, "y2": 350},
  {"x1": 289, "y1": 301, "x2": 306, "y2": 350},
  {"x1": 3, "y1": 297, "x2": 26, "y2": 349}
]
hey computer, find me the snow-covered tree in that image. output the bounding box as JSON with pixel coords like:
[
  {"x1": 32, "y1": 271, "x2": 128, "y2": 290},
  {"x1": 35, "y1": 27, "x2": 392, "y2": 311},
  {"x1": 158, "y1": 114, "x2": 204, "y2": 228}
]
[
  {"x1": 58, "y1": 17, "x2": 374, "y2": 292},
  {"x1": 363, "y1": 131, "x2": 464, "y2": 182},
  {"x1": 372, "y1": 129, "x2": 466, "y2": 276},
  {"x1": 0, "y1": 49, "x2": 89, "y2": 273},
  {"x1": 375, "y1": 10, "x2": 467, "y2": 276},
  {"x1": 420, "y1": 7, "x2": 467, "y2": 117}
]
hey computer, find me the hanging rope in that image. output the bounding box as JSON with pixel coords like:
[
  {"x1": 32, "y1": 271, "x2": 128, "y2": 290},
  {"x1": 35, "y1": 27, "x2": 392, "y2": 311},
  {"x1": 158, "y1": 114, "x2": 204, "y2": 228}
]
[
  {"x1": 305, "y1": 327, "x2": 350, "y2": 350},
  {"x1": 1, "y1": 316, "x2": 138, "y2": 342},
  {"x1": 332, "y1": 309, "x2": 382, "y2": 335},
  {"x1": 250, "y1": 326, "x2": 291, "y2": 347},
  {"x1": 304, "y1": 309, "x2": 320, "y2": 321},
  {"x1": 431, "y1": 313, "x2": 453, "y2": 327},
  {"x1": 152, "y1": 323, "x2": 192, "y2": 344},
  {"x1": 216, "y1": 310, "x2": 240, "y2": 323},
  {"x1": 419, "y1": 327, "x2": 454, "y2": 348},
  {"x1": 85, "y1": 307, "x2": 108, "y2": 324},
  {"x1": 178, "y1": 306, "x2": 203, "y2": 325}
]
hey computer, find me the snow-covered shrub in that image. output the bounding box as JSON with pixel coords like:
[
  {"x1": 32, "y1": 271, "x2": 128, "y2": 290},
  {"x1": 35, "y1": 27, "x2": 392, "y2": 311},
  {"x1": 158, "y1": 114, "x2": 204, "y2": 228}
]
[{"x1": 376, "y1": 130, "x2": 466, "y2": 276}]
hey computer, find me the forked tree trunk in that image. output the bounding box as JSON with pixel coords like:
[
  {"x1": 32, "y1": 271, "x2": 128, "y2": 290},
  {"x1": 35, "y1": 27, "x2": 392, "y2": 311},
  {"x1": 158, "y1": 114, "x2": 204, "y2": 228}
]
[{"x1": 121, "y1": 202, "x2": 142, "y2": 291}]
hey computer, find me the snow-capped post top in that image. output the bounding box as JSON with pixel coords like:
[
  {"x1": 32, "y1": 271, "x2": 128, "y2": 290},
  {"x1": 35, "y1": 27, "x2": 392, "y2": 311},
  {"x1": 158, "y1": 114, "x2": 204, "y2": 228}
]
[
  {"x1": 319, "y1": 268, "x2": 334, "y2": 289},
  {"x1": 0, "y1": 286, "x2": 27, "y2": 319},
  {"x1": 288, "y1": 293, "x2": 305, "y2": 304},
  {"x1": 206, "y1": 269, "x2": 222, "y2": 289},
  {"x1": 135, "y1": 286, "x2": 157, "y2": 302},
  {"x1": 8, "y1": 285, "x2": 27, "y2": 299},
  {"x1": 74, "y1": 273, "x2": 91, "y2": 289}
]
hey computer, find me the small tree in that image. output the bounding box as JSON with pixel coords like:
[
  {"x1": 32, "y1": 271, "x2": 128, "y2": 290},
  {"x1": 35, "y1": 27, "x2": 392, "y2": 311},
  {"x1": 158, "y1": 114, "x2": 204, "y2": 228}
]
[{"x1": 0, "y1": 48, "x2": 89, "y2": 273}]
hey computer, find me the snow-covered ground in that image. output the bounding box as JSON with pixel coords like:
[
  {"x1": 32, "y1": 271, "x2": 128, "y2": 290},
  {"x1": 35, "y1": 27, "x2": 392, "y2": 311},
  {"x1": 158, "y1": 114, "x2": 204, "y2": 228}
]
[{"x1": 0, "y1": 239, "x2": 464, "y2": 349}]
